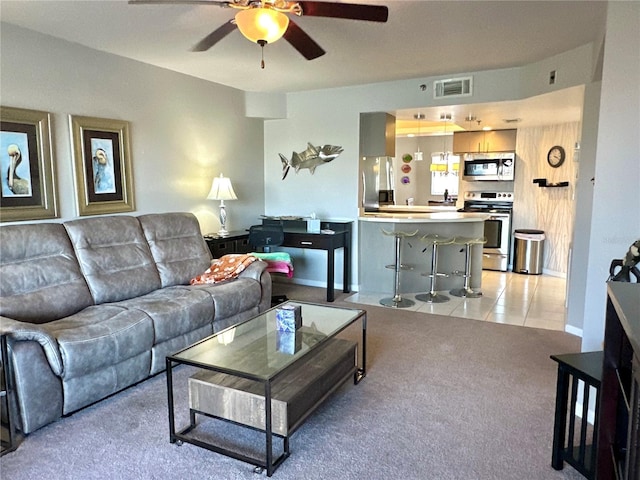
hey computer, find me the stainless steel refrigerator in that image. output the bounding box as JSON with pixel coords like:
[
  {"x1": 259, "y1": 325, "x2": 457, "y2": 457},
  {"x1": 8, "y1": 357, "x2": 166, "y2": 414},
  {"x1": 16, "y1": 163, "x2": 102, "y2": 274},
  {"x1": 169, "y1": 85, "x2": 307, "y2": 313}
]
[{"x1": 360, "y1": 156, "x2": 395, "y2": 211}]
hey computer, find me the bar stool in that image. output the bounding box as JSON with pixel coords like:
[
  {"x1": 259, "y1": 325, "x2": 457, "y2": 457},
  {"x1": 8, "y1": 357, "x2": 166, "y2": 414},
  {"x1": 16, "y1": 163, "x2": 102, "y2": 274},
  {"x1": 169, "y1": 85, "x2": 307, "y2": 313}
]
[
  {"x1": 450, "y1": 236, "x2": 486, "y2": 298},
  {"x1": 380, "y1": 228, "x2": 418, "y2": 308},
  {"x1": 415, "y1": 234, "x2": 454, "y2": 304}
]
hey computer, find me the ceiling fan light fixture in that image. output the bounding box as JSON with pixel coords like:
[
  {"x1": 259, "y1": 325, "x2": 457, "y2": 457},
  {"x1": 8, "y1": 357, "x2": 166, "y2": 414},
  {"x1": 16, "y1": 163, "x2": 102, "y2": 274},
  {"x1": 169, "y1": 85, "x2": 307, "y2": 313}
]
[{"x1": 235, "y1": 7, "x2": 290, "y2": 44}]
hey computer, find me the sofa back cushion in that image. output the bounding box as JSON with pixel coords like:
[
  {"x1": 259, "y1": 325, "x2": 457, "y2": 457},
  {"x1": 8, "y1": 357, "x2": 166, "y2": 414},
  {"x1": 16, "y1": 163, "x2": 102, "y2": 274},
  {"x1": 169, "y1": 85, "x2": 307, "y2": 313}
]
[
  {"x1": 138, "y1": 212, "x2": 212, "y2": 287},
  {"x1": 0, "y1": 223, "x2": 94, "y2": 324},
  {"x1": 64, "y1": 216, "x2": 161, "y2": 304}
]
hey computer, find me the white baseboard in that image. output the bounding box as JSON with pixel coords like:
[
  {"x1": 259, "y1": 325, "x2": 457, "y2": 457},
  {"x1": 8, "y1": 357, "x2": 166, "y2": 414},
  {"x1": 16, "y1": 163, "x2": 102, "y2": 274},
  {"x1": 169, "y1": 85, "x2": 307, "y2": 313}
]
[
  {"x1": 565, "y1": 324, "x2": 583, "y2": 337},
  {"x1": 542, "y1": 269, "x2": 567, "y2": 278}
]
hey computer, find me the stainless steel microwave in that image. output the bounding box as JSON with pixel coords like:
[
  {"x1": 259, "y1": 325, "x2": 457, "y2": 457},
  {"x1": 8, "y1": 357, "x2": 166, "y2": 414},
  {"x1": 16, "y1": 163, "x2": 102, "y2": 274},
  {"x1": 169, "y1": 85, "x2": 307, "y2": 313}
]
[{"x1": 462, "y1": 153, "x2": 516, "y2": 181}]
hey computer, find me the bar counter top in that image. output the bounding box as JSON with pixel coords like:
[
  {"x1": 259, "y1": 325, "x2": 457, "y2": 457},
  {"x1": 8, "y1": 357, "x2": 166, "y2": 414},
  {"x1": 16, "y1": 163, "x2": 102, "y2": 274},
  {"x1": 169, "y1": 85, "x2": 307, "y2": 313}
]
[
  {"x1": 360, "y1": 211, "x2": 488, "y2": 223},
  {"x1": 377, "y1": 205, "x2": 458, "y2": 213}
]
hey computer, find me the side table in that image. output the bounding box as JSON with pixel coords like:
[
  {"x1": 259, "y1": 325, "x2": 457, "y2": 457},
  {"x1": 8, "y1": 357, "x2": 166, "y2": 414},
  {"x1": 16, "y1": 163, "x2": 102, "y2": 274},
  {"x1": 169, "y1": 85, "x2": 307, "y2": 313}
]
[
  {"x1": 204, "y1": 231, "x2": 250, "y2": 258},
  {"x1": 1, "y1": 334, "x2": 19, "y2": 455},
  {"x1": 550, "y1": 350, "x2": 602, "y2": 479}
]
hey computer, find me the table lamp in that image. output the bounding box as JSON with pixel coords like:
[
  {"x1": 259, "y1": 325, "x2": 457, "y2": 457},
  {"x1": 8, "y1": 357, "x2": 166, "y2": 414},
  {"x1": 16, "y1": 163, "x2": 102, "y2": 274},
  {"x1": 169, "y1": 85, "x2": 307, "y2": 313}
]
[{"x1": 207, "y1": 173, "x2": 237, "y2": 237}]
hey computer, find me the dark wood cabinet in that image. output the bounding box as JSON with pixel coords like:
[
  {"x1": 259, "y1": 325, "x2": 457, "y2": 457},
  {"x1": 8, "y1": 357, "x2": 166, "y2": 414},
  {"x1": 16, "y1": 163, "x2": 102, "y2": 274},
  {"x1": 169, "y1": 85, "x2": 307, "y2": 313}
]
[
  {"x1": 597, "y1": 282, "x2": 640, "y2": 479},
  {"x1": 204, "y1": 231, "x2": 250, "y2": 258}
]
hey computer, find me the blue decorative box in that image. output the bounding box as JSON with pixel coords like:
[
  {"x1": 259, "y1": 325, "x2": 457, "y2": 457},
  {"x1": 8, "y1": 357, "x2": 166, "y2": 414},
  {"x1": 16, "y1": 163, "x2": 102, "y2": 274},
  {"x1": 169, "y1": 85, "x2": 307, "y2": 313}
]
[
  {"x1": 275, "y1": 304, "x2": 302, "y2": 332},
  {"x1": 276, "y1": 331, "x2": 302, "y2": 355}
]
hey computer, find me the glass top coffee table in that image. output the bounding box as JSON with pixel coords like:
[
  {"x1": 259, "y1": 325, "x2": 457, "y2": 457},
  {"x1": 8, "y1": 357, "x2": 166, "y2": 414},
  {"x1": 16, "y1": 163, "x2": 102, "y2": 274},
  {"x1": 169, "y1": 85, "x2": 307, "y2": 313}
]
[{"x1": 166, "y1": 301, "x2": 366, "y2": 476}]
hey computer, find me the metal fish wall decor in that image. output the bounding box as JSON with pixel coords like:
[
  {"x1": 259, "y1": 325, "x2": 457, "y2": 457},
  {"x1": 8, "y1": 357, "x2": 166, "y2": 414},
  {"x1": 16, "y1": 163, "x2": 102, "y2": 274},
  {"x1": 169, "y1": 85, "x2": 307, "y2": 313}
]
[{"x1": 280, "y1": 143, "x2": 343, "y2": 180}]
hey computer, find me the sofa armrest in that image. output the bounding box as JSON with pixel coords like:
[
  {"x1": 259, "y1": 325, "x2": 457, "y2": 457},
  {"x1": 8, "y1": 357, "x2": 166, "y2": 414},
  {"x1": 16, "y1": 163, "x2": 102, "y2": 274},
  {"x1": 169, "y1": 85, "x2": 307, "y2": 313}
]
[
  {"x1": 0, "y1": 316, "x2": 63, "y2": 376},
  {"x1": 238, "y1": 260, "x2": 272, "y2": 312},
  {"x1": 237, "y1": 259, "x2": 268, "y2": 281}
]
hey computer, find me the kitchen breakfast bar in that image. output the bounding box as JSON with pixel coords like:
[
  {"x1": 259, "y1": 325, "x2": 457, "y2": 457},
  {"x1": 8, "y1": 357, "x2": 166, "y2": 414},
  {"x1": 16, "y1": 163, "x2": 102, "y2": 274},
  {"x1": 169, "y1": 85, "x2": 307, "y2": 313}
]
[{"x1": 359, "y1": 212, "x2": 488, "y2": 297}]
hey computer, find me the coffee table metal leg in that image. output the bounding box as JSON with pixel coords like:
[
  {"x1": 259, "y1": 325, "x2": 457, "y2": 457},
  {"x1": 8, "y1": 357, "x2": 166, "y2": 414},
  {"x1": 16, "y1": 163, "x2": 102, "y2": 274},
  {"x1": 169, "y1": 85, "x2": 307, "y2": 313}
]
[
  {"x1": 265, "y1": 380, "x2": 273, "y2": 476},
  {"x1": 166, "y1": 358, "x2": 177, "y2": 444},
  {"x1": 355, "y1": 312, "x2": 367, "y2": 384}
]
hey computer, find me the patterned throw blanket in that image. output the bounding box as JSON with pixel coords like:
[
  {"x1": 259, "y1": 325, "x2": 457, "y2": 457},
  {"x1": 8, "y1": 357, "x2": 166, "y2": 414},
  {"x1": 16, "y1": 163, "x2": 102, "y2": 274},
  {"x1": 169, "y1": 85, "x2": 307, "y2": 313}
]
[{"x1": 190, "y1": 254, "x2": 259, "y2": 285}]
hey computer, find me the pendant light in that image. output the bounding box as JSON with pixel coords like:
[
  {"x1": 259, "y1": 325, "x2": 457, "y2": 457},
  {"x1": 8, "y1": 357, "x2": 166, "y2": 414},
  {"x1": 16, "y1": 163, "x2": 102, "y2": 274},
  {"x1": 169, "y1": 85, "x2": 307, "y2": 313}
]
[
  {"x1": 430, "y1": 113, "x2": 455, "y2": 173},
  {"x1": 414, "y1": 113, "x2": 425, "y2": 161},
  {"x1": 440, "y1": 113, "x2": 452, "y2": 163}
]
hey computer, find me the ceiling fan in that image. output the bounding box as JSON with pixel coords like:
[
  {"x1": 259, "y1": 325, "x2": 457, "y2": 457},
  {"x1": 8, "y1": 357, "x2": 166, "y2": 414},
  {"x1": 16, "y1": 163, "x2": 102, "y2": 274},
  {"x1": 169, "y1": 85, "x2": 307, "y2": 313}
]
[{"x1": 129, "y1": 1, "x2": 388, "y2": 65}]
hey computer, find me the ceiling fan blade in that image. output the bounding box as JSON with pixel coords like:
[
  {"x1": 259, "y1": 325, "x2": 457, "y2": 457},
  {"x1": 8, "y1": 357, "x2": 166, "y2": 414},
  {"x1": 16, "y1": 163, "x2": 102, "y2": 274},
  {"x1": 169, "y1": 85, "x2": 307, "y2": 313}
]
[
  {"x1": 191, "y1": 20, "x2": 236, "y2": 51},
  {"x1": 128, "y1": 0, "x2": 229, "y2": 4},
  {"x1": 299, "y1": 2, "x2": 388, "y2": 22},
  {"x1": 283, "y1": 20, "x2": 326, "y2": 60}
]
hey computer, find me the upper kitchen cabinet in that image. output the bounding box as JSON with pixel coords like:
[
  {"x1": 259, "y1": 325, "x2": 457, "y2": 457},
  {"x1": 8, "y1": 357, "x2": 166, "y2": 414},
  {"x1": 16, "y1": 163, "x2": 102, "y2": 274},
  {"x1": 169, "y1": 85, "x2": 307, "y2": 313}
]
[
  {"x1": 453, "y1": 129, "x2": 517, "y2": 154},
  {"x1": 360, "y1": 112, "x2": 396, "y2": 157}
]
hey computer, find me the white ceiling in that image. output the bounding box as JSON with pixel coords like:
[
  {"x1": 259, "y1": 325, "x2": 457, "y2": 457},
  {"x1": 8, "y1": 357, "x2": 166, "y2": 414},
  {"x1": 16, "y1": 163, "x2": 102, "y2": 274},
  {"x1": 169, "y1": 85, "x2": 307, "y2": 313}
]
[{"x1": 1, "y1": 0, "x2": 607, "y2": 129}]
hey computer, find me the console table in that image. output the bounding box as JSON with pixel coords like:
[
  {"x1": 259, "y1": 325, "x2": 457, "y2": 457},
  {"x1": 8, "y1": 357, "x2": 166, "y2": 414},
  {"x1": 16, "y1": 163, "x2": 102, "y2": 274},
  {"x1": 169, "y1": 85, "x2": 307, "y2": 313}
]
[
  {"x1": 597, "y1": 282, "x2": 640, "y2": 479},
  {"x1": 1, "y1": 334, "x2": 18, "y2": 456},
  {"x1": 260, "y1": 219, "x2": 352, "y2": 302},
  {"x1": 205, "y1": 221, "x2": 352, "y2": 302}
]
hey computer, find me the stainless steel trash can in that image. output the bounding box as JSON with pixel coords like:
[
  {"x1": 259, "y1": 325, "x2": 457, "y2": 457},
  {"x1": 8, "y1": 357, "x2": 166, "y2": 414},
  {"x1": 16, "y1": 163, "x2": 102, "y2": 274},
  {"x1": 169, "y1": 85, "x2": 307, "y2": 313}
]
[{"x1": 513, "y1": 229, "x2": 545, "y2": 274}]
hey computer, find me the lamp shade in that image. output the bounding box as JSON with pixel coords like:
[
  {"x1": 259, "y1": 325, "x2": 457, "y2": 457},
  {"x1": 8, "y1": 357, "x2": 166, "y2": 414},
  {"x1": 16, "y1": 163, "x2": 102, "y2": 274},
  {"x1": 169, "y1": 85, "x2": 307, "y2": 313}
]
[
  {"x1": 207, "y1": 174, "x2": 237, "y2": 201},
  {"x1": 235, "y1": 8, "x2": 289, "y2": 44}
]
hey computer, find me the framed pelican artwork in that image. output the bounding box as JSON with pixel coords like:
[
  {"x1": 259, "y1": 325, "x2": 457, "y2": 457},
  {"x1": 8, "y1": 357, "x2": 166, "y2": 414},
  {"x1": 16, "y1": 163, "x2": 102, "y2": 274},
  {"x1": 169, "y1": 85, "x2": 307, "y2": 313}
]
[
  {"x1": 69, "y1": 115, "x2": 134, "y2": 216},
  {"x1": 0, "y1": 106, "x2": 58, "y2": 222}
]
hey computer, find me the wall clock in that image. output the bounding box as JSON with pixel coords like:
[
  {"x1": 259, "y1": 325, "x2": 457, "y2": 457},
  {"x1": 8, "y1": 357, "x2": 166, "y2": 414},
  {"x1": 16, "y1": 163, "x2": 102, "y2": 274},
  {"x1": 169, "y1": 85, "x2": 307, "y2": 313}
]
[{"x1": 547, "y1": 145, "x2": 566, "y2": 168}]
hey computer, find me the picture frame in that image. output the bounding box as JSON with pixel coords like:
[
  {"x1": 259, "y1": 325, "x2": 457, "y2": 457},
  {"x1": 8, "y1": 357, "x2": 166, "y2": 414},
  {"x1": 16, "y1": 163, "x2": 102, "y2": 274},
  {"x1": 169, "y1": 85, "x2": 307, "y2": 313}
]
[
  {"x1": 69, "y1": 115, "x2": 134, "y2": 216},
  {"x1": 0, "y1": 106, "x2": 58, "y2": 222}
]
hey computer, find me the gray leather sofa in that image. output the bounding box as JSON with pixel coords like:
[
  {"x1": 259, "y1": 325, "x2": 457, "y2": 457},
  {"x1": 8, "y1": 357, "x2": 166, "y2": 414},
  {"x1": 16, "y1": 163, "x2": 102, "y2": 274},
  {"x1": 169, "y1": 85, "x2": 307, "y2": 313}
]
[{"x1": 0, "y1": 212, "x2": 272, "y2": 434}]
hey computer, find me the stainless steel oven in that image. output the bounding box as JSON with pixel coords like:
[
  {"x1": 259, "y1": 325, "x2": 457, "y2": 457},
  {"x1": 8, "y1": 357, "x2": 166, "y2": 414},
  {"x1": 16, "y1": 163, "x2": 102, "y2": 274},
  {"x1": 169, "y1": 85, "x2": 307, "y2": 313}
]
[{"x1": 462, "y1": 191, "x2": 514, "y2": 271}]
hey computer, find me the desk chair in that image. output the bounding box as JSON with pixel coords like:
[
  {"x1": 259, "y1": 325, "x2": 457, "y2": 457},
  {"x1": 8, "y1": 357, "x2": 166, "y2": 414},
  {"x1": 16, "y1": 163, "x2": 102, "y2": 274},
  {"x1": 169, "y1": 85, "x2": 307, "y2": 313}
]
[
  {"x1": 248, "y1": 224, "x2": 289, "y2": 306},
  {"x1": 248, "y1": 224, "x2": 284, "y2": 253}
]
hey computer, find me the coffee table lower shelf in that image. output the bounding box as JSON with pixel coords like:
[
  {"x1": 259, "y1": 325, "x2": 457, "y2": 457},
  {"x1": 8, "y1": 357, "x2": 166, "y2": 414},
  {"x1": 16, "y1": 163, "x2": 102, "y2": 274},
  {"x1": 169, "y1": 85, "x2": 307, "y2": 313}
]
[{"x1": 168, "y1": 337, "x2": 359, "y2": 476}]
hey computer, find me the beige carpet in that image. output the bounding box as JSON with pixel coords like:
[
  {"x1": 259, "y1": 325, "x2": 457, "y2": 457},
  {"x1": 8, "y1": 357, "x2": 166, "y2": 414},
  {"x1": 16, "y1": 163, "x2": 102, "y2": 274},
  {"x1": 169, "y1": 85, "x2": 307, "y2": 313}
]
[{"x1": 1, "y1": 284, "x2": 585, "y2": 479}]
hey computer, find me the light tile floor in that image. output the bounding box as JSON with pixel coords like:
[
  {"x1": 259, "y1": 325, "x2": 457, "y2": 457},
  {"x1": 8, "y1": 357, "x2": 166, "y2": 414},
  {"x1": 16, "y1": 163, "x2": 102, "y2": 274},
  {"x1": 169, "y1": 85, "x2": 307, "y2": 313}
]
[{"x1": 345, "y1": 270, "x2": 568, "y2": 332}]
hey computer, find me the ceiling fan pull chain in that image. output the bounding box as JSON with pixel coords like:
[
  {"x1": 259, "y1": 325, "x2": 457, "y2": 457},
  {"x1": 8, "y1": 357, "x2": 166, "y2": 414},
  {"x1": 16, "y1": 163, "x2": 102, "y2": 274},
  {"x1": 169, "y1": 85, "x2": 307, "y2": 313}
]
[{"x1": 258, "y1": 39, "x2": 267, "y2": 69}]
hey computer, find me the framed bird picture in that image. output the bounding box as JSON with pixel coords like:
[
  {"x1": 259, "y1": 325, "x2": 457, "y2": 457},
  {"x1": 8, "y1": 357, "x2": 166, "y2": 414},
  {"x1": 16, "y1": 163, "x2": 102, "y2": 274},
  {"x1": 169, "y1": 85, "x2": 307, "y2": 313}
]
[
  {"x1": 69, "y1": 115, "x2": 134, "y2": 216},
  {"x1": 0, "y1": 106, "x2": 58, "y2": 222}
]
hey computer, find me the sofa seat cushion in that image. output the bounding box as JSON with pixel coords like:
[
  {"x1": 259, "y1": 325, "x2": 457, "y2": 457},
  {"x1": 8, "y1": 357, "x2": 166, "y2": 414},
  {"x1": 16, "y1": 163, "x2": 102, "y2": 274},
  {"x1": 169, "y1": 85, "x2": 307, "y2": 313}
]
[
  {"x1": 192, "y1": 277, "x2": 262, "y2": 320},
  {"x1": 138, "y1": 213, "x2": 212, "y2": 288},
  {"x1": 45, "y1": 305, "x2": 154, "y2": 379},
  {"x1": 64, "y1": 216, "x2": 161, "y2": 304},
  {"x1": 0, "y1": 223, "x2": 94, "y2": 323},
  {"x1": 111, "y1": 287, "x2": 214, "y2": 344}
]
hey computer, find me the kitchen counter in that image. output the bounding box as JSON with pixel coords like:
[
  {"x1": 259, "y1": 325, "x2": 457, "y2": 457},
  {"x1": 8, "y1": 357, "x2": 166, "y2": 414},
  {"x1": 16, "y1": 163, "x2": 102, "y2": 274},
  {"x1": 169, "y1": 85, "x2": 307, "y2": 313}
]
[
  {"x1": 358, "y1": 214, "x2": 486, "y2": 294},
  {"x1": 377, "y1": 204, "x2": 458, "y2": 214},
  {"x1": 361, "y1": 211, "x2": 487, "y2": 223}
]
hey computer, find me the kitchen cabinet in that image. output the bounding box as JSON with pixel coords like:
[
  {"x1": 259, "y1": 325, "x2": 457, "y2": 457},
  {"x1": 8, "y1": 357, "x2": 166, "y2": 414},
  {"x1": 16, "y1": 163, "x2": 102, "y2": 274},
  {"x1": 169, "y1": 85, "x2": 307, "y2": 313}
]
[
  {"x1": 453, "y1": 129, "x2": 517, "y2": 154},
  {"x1": 360, "y1": 112, "x2": 396, "y2": 157}
]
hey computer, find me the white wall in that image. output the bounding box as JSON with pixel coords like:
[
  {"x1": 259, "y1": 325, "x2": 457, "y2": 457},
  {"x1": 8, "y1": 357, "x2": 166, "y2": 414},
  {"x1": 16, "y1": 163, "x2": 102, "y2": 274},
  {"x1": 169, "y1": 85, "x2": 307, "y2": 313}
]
[
  {"x1": 578, "y1": 1, "x2": 640, "y2": 352},
  {"x1": 0, "y1": 23, "x2": 265, "y2": 233},
  {"x1": 513, "y1": 122, "x2": 581, "y2": 275}
]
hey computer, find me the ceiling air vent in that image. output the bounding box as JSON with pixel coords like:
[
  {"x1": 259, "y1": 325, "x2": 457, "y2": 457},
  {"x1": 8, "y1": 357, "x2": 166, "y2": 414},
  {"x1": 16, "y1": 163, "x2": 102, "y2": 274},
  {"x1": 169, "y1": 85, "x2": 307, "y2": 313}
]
[{"x1": 433, "y1": 77, "x2": 473, "y2": 99}]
